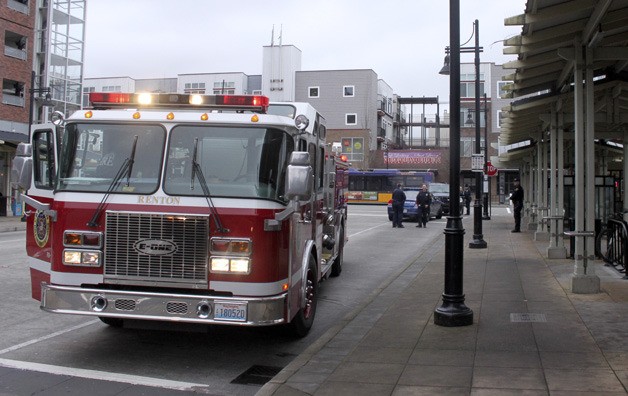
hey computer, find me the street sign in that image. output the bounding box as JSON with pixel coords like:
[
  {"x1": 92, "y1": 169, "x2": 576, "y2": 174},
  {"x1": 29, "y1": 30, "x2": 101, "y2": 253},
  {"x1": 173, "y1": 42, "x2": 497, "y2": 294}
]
[
  {"x1": 486, "y1": 161, "x2": 498, "y2": 176},
  {"x1": 471, "y1": 154, "x2": 484, "y2": 172}
]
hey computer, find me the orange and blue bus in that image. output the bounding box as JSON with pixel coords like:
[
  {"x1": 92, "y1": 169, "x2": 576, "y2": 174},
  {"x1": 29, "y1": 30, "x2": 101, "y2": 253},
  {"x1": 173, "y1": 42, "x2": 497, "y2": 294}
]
[{"x1": 348, "y1": 169, "x2": 435, "y2": 204}]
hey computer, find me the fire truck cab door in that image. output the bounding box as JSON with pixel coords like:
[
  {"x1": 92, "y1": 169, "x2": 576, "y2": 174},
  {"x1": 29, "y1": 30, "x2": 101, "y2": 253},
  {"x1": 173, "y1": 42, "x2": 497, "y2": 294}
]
[{"x1": 25, "y1": 125, "x2": 58, "y2": 256}]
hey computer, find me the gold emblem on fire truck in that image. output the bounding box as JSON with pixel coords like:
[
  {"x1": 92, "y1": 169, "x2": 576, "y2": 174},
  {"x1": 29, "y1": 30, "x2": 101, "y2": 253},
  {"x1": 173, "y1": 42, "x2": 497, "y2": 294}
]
[{"x1": 34, "y1": 210, "x2": 50, "y2": 248}]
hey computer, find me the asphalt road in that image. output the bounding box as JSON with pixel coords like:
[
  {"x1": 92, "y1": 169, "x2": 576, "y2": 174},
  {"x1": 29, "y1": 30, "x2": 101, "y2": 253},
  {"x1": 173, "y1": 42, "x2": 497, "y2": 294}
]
[{"x1": 0, "y1": 206, "x2": 447, "y2": 395}]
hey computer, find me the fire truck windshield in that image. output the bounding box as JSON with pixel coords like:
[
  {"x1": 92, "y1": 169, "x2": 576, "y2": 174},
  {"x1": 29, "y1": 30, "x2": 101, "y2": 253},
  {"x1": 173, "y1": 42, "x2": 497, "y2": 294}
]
[
  {"x1": 57, "y1": 123, "x2": 166, "y2": 194},
  {"x1": 163, "y1": 125, "x2": 294, "y2": 201}
]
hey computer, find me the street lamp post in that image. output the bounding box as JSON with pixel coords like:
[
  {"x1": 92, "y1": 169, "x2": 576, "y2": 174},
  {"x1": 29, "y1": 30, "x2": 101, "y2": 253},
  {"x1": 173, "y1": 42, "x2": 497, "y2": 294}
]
[
  {"x1": 434, "y1": 0, "x2": 473, "y2": 327},
  {"x1": 482, "y1": 93, "x2": 491, "y2": 220},
  {"x1": 469, "y1": 19, "x2": 487, "y2": 249},
  {"x1": 28, "y1": 70, "x2": 52, "y2": 140}
]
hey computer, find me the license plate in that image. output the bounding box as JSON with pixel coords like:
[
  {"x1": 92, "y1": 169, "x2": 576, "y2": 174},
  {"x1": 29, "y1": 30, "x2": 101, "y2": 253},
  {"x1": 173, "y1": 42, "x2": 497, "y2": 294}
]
[
  {"x1": 214, "y1": 301, "x2": 247, "y2": 322},
  {"x1": 403, "y1": 209, "x2": 408, "y2": 213}
]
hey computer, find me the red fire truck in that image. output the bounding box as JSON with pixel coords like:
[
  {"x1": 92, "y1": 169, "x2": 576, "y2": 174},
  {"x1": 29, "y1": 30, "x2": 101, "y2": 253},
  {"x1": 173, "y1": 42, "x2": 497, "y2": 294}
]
[{"x1": 11, "y1": 93, "x2": 348, "y2": 336}]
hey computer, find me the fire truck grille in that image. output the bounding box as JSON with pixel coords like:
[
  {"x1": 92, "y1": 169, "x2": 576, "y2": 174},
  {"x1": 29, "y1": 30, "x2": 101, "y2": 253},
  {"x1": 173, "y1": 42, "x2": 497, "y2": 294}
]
[
  {"x1": 114, "y1": 299, "x2": 136, "y2": 311},
  {"x1": 166, "y1": 302, "x2": 189, "y2": 315},
  {"x1": 104, "y1": 212, "x2": 209, "y2": 283}
]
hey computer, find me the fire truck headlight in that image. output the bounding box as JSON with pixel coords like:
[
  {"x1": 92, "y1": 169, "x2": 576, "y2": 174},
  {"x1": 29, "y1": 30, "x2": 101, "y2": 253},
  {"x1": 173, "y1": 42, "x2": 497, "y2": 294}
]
[
  {"x1": 63, "y1": 251, "x2": 82, "y2": 265},
  {"x1": 82, "y1": 252, "x2": 101, "y2": 266},
  {"x1": 210, "y1": 238, "x2": 252, "y2": 255},
  {"x1": 210, "y1": 258, "x2": 230, "y2": 272},
  {"x1": 63, "y1": 250, "x2": 101, "y2": 267},
  {"x1": 210, "y1": 257, "x2": 250, "y2": 274},
  {"x1": 63, "y1": 231, "x2": 102, "y2": 248},
  {"x1": 230, "y1": 258, "x2": 249, "y2": 273}
]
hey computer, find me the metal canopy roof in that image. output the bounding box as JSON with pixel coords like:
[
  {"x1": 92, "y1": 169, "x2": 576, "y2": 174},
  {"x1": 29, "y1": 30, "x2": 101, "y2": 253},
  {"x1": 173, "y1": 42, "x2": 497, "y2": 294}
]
[{"x1": 500, "y1": 0, "x2": 628, "y2": 146}]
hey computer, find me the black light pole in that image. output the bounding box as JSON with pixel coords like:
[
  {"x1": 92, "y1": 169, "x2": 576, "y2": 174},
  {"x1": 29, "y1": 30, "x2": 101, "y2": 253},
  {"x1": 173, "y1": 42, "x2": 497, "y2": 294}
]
[
  {"x1": 469, "y1": 19, "x2": 487, "y2": 249},
  {"x1": 482, "y1": 93, "x2": 491, "y2": 220},
  {"x1": 28, "y1": 70, "x2": 52, "y2": 141},
  {"x1": 434, "y1": 0, "x2": 473, "y2": 327}
]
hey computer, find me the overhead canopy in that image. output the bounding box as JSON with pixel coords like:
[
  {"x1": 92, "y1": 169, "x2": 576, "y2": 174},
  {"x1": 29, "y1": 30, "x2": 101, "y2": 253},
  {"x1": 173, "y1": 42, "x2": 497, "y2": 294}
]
[{"x1": 500, "y1": 0, "x2": 628, "y2": 147}]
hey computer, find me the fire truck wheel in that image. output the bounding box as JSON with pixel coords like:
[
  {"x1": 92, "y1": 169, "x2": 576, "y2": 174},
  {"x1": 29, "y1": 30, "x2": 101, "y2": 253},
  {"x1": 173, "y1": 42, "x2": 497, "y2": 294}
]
[
  {"x1": 290, "y1": 256, "x2": 318, "y2": 337},
  {"x1": 330, "y1": 226, "x2": 344, "y2": 277},
  {"x1": 99, "y1": 317, "x2": 124, "y2": 328}
]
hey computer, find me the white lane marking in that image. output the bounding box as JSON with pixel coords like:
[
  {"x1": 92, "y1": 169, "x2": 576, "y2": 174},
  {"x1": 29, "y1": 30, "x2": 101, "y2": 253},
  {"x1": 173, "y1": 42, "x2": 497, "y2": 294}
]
[
  {"x1": 0, "y1": 358, "x2": 208, "y2": 391},
  {"x1": 349, "y1": 213, "x2": 388, "y2": 217},
  {"x1": 0, "y1": 320, "x2": 99, "y2": 356},
  {"x1": 507, "y1": 207, "x2": 512, "y2": 214},
  {"x1": 349, "y1": 222, "x2": 389, "y2": 238}
]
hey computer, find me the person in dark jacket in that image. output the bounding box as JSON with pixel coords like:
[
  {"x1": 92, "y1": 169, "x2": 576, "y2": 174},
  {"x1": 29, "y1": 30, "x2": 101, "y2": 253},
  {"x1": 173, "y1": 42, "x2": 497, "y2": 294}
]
[
  {"x1": 463, "y1": 184, "x2": 471, "y2": 215},
  {"x1": 415, "y1": 184, "x2": 431, "y2": 228},
  {"x1": 391, "y1": 183, "x2": 406, "y2": 228},
  {"x1": 509, "y1": 177, "x2": 524, "y2": 232}
]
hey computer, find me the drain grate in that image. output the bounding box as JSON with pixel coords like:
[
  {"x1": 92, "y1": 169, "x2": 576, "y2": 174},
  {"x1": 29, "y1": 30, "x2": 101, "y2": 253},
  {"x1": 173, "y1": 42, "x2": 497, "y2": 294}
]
[
  {"x1": 231, "y1": 365, "x2": 283, "y2": 385},
  {"x1": 510, "y1": 313, "x2": 547, "y2": 323}
]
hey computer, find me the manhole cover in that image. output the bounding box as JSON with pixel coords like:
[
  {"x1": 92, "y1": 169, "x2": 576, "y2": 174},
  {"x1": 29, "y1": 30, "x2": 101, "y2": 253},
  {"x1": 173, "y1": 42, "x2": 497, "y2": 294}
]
[
  {"x1": 231, "y1": 365, "x2": 283, "y2": 385},
  {"x1": 510, "y1": 313, "x2": 547, "y2": 322}
]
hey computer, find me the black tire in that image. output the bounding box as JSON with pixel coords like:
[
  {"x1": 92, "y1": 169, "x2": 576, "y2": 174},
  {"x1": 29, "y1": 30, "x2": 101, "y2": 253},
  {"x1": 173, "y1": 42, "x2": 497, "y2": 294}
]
[
  {"x1": 436, "y1": 209, "x2": 443, "y2": 219},
  {"x1": 331, "y1": 226, "x2": 344, "y2": 277},
  {"x1": 99, "y1": 317, "x2": 124, "y2": 328},
  {"x1": 290, "y1": 256, "x2": 318, "y2": 337}
]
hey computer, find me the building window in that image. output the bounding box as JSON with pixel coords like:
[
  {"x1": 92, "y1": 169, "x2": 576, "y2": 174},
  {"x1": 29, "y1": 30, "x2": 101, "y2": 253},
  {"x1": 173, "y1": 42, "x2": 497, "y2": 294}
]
[
  {"x1": 212, "y1": 81, "x2": 234, "y2": 94},
  {"x1": 460, "y1": 109, "x2": 485, "y2": 128},
  {"x1": 341, "y1": 137, "x2": 364, "y2": 161},
  {"x1": 460, "y1": 137, "x2": 474, "y2": 158},
  {"x1": 497, "y1": 81, "x2": 512, "y2": 98},
  {"x1": 1, "y1": 78, "x2": 25, "y2": 107},
  {"x1": 343, "y1": 85, "x2": 355, "y2": 97},
  {"x1": 102, "y1": 86, "x2": 121, "y2": 92},
  {"x1": 308, "y1": 86, "x2": 319, "y2": 98},
  {"x1": 184, "y1": 82, "x2": 206, "y2": 94},
  {"x1": 460, "y1": 81, "x2": 485, "y2": 99},
  {"x1": 345, "y1": 113, "x2": 357, "y2": 125}
]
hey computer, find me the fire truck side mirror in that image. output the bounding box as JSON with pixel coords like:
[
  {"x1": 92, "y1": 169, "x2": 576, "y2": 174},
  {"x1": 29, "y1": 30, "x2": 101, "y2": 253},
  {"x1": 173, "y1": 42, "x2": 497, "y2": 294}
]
[
  {"x1": 285, "y1": 152, "x2": 312, "y2": 201},
  {"x1": 11, "y1": 143, "x2": 33, "y2": 190}
]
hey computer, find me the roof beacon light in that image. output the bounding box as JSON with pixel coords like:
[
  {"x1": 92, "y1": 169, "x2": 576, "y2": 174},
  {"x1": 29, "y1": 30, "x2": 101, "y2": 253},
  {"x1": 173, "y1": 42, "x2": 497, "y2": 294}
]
[
  {"x1": 137, "y1": 93, "x2": 152, "y2": 105},
  {"x1": 89, "y1": 92, "x2": 269, "y2": 112}
]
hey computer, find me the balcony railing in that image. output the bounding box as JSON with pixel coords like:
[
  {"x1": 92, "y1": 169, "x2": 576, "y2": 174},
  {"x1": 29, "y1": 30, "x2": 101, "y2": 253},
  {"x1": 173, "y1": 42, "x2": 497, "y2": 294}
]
[
  {"x1": 2, "y1": 94, "x2": 25, "y2": 107},
  {"x1": 8, "y1": 0, "x2": 29, "y2": 14},
  {"x1": 4, "y1": 46, "x2": 27, "y2": 60}
]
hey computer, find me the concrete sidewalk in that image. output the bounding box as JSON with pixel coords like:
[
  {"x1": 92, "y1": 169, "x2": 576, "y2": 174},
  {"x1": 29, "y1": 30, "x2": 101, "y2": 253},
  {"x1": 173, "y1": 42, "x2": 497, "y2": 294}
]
[
  {"x1": 259, "y1": 208, "x2": 628, "y2": 395},
  {"x1": 0, "y1": 216, "x2": 26, "y2": 233}
]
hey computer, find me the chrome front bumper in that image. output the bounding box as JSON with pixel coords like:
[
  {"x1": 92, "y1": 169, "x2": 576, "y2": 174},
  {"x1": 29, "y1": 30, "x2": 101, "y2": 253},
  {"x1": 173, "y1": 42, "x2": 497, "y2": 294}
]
[{"x1": 40, "y1": 283, "x2": 287, "y2": 326}]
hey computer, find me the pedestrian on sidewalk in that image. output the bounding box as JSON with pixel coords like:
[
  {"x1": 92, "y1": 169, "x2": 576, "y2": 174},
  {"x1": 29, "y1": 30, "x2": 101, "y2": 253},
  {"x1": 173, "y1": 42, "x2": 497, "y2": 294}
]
[
  {"x1": 415, "y1": 184, "x2": 431, "y2": 228},
  {"x1": 463, "y1": 184, "x2": 471, "y2": 215},
  {"x1": 391, "y1": 183, "x2": 406, "y2": 228},
  {"x1": 509, "y1": 177, "x2": 524, "y2": 232}
]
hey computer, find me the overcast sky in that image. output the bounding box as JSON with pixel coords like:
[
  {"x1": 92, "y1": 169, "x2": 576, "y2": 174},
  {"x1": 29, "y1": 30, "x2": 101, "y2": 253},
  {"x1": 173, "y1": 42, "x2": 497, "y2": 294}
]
[{"x1": 83, "y1": 1, "x2": 525, "y2": 102}]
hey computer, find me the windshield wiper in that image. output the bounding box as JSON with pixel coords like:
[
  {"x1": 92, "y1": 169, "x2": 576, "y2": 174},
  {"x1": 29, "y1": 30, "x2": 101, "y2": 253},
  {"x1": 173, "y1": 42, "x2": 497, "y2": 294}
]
[
  {"x1": 87, "y1": 135, "x2": 138, "y2": 227},
  {"x1": 190, "y1": 137, "x2": 229, "y2": 233}
]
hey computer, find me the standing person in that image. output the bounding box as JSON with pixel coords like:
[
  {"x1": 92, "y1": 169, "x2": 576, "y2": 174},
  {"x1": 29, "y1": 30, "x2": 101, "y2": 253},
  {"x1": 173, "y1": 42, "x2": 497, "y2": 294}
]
[
  {"x1": 464, "y1": 184, "x2": 471, "y2": 215},
  {"x1": 509, "y1": 177, "x2": 524, "y2": 233},
  {"x1": 391, "y1": 183, "x2": 406, "y2": 228},
  {"x1": 415, "y1": 184, "x2": 431, "y2": 228}
]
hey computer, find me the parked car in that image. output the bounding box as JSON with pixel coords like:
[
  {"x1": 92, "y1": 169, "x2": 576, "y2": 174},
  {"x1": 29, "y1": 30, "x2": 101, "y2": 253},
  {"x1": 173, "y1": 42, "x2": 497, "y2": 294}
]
[
  {"x1": 387, "y1": 188, "x2": 443, "y2": 222},
  {"x1": 428, "y1": 183, "x2": 451, "y2": 215}
]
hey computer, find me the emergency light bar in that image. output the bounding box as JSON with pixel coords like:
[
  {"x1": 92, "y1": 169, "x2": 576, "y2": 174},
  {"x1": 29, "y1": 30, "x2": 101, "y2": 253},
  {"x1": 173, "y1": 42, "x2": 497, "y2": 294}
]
[{"x1": 89, "y1": 92, "x2": 270, "y2": 113}]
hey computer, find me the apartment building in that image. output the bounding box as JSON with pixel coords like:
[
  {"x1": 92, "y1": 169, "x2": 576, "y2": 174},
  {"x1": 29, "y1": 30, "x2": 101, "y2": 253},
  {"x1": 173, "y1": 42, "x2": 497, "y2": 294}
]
[
  {"x1": 0, "y1": 0, "x2": 86, "y2": 214},
  {"x1": 0, "y1": 0, "x2": 35, "y2": 213}
]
